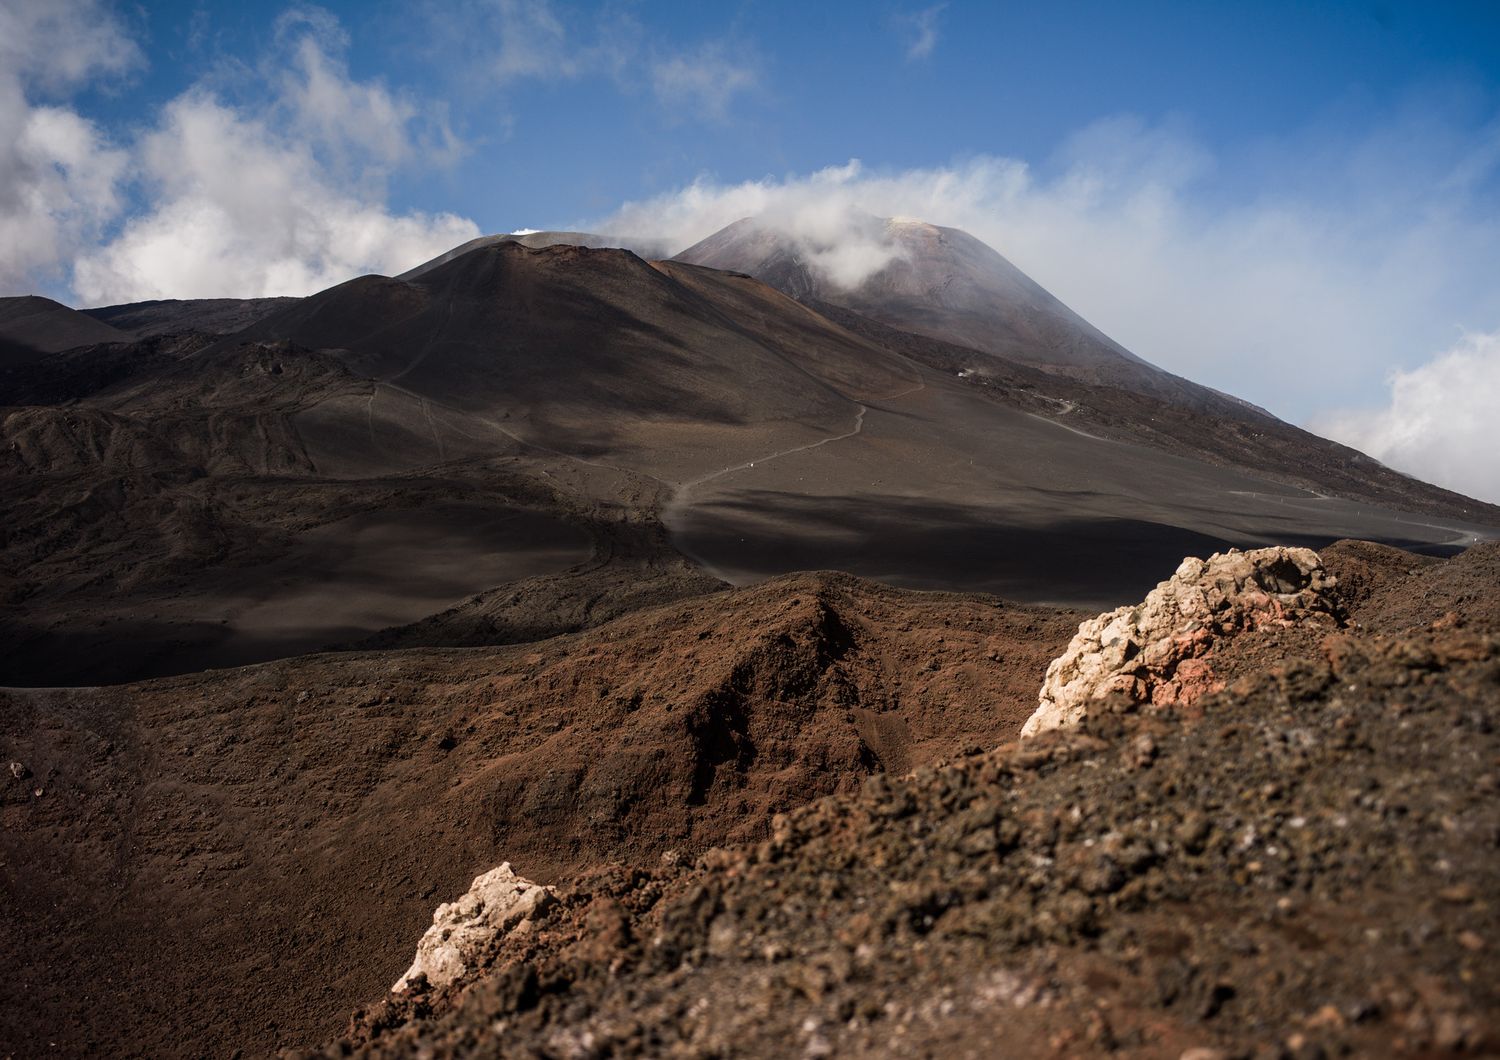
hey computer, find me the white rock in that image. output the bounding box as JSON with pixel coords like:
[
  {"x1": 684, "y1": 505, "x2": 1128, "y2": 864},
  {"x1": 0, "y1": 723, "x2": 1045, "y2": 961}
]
[
  {"x1": 1021, "y1": 546, "x2": 1338, "y2": 738},
  {"x1": 394, "y1": 862, "x2": 553, "y2": 993}
]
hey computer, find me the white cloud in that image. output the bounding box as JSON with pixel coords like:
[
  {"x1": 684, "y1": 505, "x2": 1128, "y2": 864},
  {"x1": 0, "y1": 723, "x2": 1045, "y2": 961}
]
[
  {"x1": 898, "y1": 4, "x2": 947, "y2": 61},
  {"x1": 650, "y1": 42, "x2": 758, "y2": 121},
  {"x1": 0, "y1": 100, "x2": 129, "y2": 293},
  {"x1": 597, "y1": 110, "x2": 1500, "y2": 428},
  {"x1": 72, "y1": 93, "x2": 477, "y2": 302},
  {"x1": 0, "y1": 0, "x2": 137, "y2": 293},
  {"x1": 1313, "y1": 331, "x2": 1500, "y2": 505},
  {"x1": 270, "y1": 8, "x2": 424, "y2": 172},
  {"x1": 71, "y1": 12, "x2": 479, "y2": 303}
]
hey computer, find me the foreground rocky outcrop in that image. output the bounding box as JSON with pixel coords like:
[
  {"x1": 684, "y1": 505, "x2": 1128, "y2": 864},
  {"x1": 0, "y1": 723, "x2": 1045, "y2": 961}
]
[
  {"x1": 314, "y1": 545, "x2": 1500, "y2": 1059},
  {"x1": 1023, "y1": 546, "x2": 1341, "y2": 737}
]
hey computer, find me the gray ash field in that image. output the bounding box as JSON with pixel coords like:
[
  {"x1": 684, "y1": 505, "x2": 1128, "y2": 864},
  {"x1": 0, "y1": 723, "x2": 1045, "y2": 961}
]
[{"x1": 4, "y1": 237, "x2": 1493, "y2": 686}]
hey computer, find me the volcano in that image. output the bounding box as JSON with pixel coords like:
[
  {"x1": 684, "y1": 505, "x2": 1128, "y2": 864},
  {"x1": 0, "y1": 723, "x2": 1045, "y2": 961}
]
[{"x1": 675, "y1": 215, "x2": 1250, "y2": 410}]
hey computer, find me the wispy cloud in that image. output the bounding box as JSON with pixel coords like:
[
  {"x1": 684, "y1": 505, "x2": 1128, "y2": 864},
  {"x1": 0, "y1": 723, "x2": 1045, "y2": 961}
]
[
  {"x1": 898, "y1": 3, "x2": 947, "y2": 62},
  {"x1": 429, "y1": 0, "x2": 756, "y2": 122},
  {"x1": 651, "y1": 42, "x2": 759, "y2": 121},
  {"x1": 0, "y1": 0, "x2": 142, "y2": 93},
  {"x1": 480, "y1": 0, "x2": 588, "y2": 82},
  {"x1": 270, "y1": 8, "x2": 440, "y2": 172}
]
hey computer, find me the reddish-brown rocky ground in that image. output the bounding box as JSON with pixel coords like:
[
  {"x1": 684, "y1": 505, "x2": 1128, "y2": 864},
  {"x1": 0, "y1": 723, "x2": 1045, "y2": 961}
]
[
  {"x1": 311, "y1": 541, "x2": 1500, "y2": 1059},
  {"x1": 0, "y1": 573, "x2": 1077, "y2": 1057},
  {"x1": 2, "y1": 542, "x2": 1495, "y2": 1058}
]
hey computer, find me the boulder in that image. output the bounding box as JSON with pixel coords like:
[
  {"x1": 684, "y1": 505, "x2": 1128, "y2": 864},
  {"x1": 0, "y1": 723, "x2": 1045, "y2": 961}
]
[
  {"x1": 393, "y1": 862, "x2": 553, "y2": 993},
  {"x1": 1022, "y1": 547, "x2": 1339, "y2": 737}
]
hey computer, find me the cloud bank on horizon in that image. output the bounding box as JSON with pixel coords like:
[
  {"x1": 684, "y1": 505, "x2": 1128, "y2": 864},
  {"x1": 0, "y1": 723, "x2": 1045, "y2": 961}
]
[{"x1": 0, "y1": 0, "x2": 1497, "y2": 506}]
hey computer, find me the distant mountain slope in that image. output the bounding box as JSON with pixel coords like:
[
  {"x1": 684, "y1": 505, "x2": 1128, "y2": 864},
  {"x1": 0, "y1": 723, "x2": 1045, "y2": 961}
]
[
  {"x1": 0, "y1": 295, "x2": 133, "y2": 364},
  {"x1": 82, "y1": 296, "x2": 298, "y2": 337},
  {"x1": 242, "y1": 241, "x2": 917, "y2": 478},
  {"x1": 809, "y1": 297, "x2": 1497, "y2": 524},
  {"x1": 4, "y1": 240, "x2": 1497, "y2": 688},
  {"x1": 675, "y1": 216, "x2": 1239, "y2": 410},
  {"x1": 0, "y1": 295, "x2": 296, "y2": 370},
  {"x1": 242, "y1": 241, "x2": 1497, "y2": 605}
]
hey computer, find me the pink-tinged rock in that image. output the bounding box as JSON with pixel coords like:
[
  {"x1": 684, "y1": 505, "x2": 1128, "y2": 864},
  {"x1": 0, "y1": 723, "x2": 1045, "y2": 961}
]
[{"x1": 1022, "y1": 546, "x2": 1339, "y2": 738}]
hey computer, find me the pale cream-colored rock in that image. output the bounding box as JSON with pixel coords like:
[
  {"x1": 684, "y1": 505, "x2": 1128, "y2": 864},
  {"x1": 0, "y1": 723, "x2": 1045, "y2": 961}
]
[
  {"x1": 393, "y1": 862, "x2": 553, "y2": 993},
  {"x1": 1022, "y1": 547, "x2": 1339, "y2": 738}
]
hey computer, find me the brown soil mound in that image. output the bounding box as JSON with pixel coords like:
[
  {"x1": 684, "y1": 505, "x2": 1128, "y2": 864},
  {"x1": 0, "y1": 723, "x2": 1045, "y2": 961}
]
[
  {"x1": 321, "y1": 609, "x2": 1500, "y2": 1058},
  {"x1": 0, "y1": 573, "x2": 1077, "y2": 1058},
  {"x1": 1325, "y1": 538, "x2": 1500, "y2": 634},
  {"x1": 1006, "y1": 538, "x2": 1500, "y2": 745}
]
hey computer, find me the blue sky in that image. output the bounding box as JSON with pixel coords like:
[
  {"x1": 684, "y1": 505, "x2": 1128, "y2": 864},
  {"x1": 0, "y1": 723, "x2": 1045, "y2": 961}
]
[
  {"x1": 69, "y1": 0, "x2": 1500, "y2": 230},
  {"x1": 3, "y1": 1, "x2": 1500, "y2": 499}
]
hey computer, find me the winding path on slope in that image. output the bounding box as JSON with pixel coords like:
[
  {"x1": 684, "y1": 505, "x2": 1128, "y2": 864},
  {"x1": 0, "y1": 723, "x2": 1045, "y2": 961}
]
[
  {"x1": 659, "y1": 374, "x2": 930, "y2": 582},
  {"x1": 352, "y1": 298, "x2": 943, "y2": 586}
]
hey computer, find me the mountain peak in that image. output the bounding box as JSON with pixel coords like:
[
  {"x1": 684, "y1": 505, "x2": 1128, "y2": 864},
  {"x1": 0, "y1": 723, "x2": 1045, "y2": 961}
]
[{"x1": 676, "y1": 216, "x2": 1147, "y2": 374}]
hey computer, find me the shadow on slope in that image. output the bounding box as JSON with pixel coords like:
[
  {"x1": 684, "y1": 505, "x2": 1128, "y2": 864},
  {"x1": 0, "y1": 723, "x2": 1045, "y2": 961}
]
[{"x1": 674, "y1": 491, "x2": 1240, "y2": 607}]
